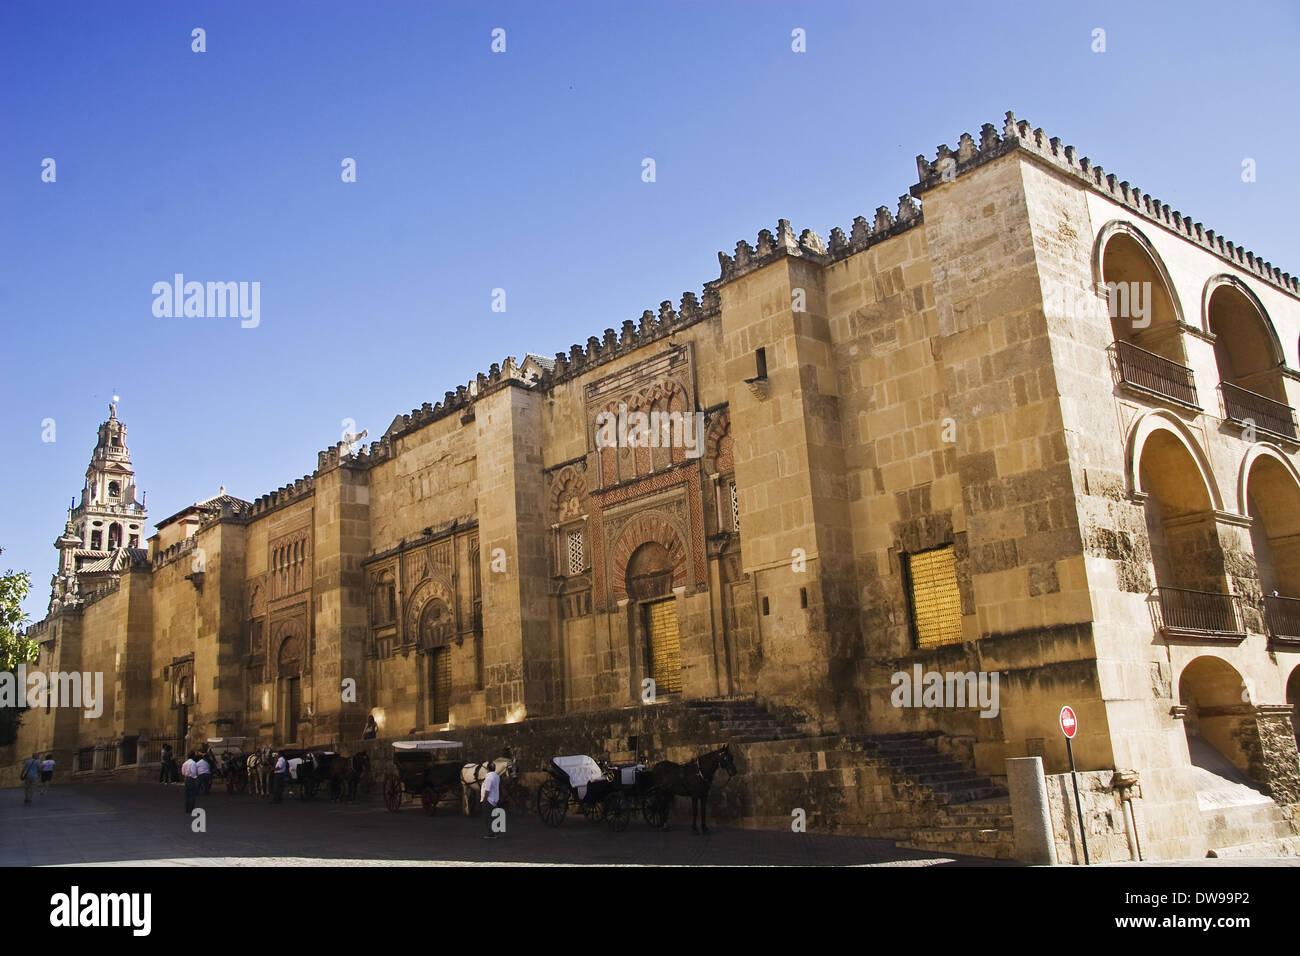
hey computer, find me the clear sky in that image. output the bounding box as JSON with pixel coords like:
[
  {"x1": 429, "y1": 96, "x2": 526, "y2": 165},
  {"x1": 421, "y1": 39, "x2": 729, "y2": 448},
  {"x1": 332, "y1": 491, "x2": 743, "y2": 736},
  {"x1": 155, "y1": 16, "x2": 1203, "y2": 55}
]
[{"x1": 2, "y1": 0, "x2": 1297, "y2": 620}]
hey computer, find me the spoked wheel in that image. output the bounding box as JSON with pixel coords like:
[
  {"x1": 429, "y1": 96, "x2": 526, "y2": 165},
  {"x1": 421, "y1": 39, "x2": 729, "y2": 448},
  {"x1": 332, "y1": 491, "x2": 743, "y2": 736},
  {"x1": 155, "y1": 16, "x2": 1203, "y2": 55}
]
[
  {"x1": 299, "y1": 777, "x2": 316, "y2": 802},
  {"x1": 643, "y1": 788, "x2": 671, "y2": 829},
  {"x1": 580, "y1": 797, "x2": 606, "y2": 825},
  {"x1": 605, "y1": 794, "x2": 631, "y2": 833},
  {"x1": 537, "y1": 778, "x2": 569, "y2": 827},
  {"x1": 421, "y1": 787, "x2": 439, "y2": 816},
  {"x1": 383, "y1": 773, "x2": 402, "y2": 812}
]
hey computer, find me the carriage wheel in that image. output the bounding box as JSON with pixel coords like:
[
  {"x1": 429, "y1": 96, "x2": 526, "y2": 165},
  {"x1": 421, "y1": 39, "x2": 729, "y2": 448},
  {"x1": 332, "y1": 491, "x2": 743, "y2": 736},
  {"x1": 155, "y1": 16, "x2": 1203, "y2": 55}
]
[
  {"x1": 537, "y1": 778, "x2": 568, "y2": 827},
  {"x1": 643, "y1": 789, "x2": 671, "y2": 829},
  {"x1": 581, "y1": 795, "x2": 606, "y2": 824},
  {"x1": 300, "y1": 777, "x2": 316, "y2": 802},
  {"x1": 383, "y1": 773, "x2": 402, "y2": 812},
  {"x1": 422, "y1": 787, "x2": 439, "y2": 816},
  {"x1": 604, "y1": 794, "x2": 631, "y2": 833}
]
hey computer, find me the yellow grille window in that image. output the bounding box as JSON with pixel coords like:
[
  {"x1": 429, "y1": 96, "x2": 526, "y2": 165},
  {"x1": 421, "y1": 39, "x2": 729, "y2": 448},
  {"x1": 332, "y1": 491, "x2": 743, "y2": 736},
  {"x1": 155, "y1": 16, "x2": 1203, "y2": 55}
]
[{"x1": 906, "y1": 546, "x2": 963, "y2": 648}]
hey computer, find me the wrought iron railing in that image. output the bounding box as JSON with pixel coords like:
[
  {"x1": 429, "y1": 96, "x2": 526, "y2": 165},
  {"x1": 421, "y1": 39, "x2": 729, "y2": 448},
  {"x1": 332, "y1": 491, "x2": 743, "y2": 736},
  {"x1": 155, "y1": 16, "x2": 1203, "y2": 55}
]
[
  {"x1": 141, "y1": 734, "x2": 177, "y2": 764},
  {"x1": 1155, "y1": 586, "x2": 1243, "y2": 637},
  {"x1": 1263, "y1": 594, "x2": 1300, "y2": 642},
  {"x1": 76, "y1": 747, "x2": 95, "y2": 772},
  {"x1": 1115, "y1": 340, "x2": 1199, "y2": 407},
  {"x1": 102, "y1": 746, "x2": 118, "y2": 771},
  {"x1": 1220, "y1": 382, "x2": 1299, "y2": 440}
]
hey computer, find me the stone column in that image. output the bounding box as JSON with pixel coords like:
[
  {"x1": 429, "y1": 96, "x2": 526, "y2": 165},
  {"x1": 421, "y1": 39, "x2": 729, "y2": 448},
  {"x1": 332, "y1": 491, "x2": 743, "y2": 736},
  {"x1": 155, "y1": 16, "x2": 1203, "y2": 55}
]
[{"x1": 1007, "y1": 756, "x2": 1056, "y2": 864}]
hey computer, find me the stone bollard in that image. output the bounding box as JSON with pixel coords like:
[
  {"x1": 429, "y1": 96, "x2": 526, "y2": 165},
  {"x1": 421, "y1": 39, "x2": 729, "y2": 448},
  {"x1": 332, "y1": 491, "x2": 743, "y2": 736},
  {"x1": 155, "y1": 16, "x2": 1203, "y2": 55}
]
[{"x1": 1007, "y1": 756, "x2": 1057, "y2": 865}]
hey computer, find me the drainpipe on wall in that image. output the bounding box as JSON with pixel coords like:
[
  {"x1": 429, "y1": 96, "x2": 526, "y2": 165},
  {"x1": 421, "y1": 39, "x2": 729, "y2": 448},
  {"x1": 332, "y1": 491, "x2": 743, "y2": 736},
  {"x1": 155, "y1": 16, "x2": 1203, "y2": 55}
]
[{"x1": 1112, "y1": 769, "x2": 1143, "y2": 862}]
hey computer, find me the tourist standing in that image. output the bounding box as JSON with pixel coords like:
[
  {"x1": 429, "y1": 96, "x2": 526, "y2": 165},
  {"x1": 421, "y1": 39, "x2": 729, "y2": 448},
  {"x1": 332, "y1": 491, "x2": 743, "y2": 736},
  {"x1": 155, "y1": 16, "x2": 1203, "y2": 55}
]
[
  {"x1": 196, "y1": 752, "x2": 212, "y2": 795},
  {"x1": 181, "y1": 751, "x2": 199, "y2": 813},
  {"x1": 39, "y1": 754, "x2": 54, "y2": 795},
  {"x1": 271, "y1": 751, "x2": 287, "y2": 804},
  {"x1": 362, "y1": 714, "x2": 378, "y2": 740},
  {"x1": 480, "y1": 764, "x2": 501, "y2": 838},
  {"x1": 20, "y1": 753, "x2": 39, "y2": 805},
  {"x1": 160, "y1": 743, "x2": 176, "y2": 784}
]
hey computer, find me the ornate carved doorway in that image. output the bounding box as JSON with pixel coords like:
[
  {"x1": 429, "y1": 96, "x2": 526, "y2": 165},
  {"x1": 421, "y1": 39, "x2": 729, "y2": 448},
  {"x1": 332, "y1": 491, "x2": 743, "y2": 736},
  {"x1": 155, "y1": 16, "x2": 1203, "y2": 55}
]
[
  {"x1": 278, "y1": 634, "x2": 303, "y2": 744},
  {"x1": 627, "y1": 541, "x2": 682, "y2": 695},
  {"x1": 420, "y1": 599, "x2": 454, "y2": 726}
]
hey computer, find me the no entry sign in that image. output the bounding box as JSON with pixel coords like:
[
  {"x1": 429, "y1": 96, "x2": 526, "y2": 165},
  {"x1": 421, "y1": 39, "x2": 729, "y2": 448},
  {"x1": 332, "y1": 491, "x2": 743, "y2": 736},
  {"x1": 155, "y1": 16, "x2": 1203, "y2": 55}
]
[{"x1": 1060, "y1": 705, "x2": 1078, "y2": 739}]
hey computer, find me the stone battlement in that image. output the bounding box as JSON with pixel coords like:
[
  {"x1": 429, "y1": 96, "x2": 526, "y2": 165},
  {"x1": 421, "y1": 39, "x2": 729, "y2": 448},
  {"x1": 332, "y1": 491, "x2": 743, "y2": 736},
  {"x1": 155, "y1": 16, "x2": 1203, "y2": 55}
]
[{"x1": 914, "y1": 110, "x2": 1300, "y2": 298}]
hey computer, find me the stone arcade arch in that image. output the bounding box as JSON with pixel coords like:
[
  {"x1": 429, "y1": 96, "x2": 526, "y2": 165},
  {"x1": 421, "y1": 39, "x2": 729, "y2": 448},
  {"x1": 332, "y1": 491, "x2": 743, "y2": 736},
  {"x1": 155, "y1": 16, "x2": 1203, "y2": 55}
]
[
  {"x1": 1178, "y1": 655, "x2": 1251, "y2": 774},
  {"x1": 1205, "y1": 276, "x2": 1293, "y2": 437},
  {"x1": 1095, "y1": 221, "x2": 1185, "y2": 361},
  {"x1": 1242, "y1": 447, "x2": 1300, "y2": 640},
  {"x1": 1129, "y1": 415, "x2": 1239, "y2": 636}
]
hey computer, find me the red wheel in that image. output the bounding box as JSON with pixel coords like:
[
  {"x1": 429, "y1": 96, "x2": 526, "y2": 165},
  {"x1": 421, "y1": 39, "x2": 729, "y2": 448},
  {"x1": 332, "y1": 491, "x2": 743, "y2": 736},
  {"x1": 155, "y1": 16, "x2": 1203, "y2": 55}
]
[
  {"x1": 421, "y1": 787, "x2": 439, "y2": 816},
  {"x1": 384, "y1": 773, "x2": 402, "y2": 812}
]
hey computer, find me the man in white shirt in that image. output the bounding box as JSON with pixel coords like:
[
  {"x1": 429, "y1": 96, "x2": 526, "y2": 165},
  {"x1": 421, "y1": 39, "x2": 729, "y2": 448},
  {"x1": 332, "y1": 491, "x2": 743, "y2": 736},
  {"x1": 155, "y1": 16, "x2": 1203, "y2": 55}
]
[
  {"x1": 181, "y1": 752, "x2": 199, "y2": 813},
  {"x1": 196, "y1": 753, "x2": 212, "y2": 795},
  {"x1": 40, "y1": 755, "x2": 54, "y2": 795},
  {"x1": 271, "y1": 752, "x2": 288, "y2": 804},
  {"x1": 480, "y1": 765, "x2": 501, "y2": 839}
]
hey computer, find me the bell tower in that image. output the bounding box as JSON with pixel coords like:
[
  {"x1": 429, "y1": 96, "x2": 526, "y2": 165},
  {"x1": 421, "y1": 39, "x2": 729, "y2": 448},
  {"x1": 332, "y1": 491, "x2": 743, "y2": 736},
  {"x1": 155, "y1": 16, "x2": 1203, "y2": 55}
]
[{"x1": 49, "y1": 400, "x2": 149, "y2": 610}]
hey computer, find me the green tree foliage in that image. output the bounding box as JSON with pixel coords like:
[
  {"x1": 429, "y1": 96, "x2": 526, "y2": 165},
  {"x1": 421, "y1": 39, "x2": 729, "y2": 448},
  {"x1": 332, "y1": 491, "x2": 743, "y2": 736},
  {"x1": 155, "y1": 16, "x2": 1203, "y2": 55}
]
[{"x1": 1, "y1": 548, "x2": 37, "y2": 746}]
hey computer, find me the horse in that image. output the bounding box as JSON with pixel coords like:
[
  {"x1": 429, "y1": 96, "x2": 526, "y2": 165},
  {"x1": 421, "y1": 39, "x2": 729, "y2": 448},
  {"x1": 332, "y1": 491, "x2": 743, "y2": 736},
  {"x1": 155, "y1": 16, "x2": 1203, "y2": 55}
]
[
  {"x1": 327, "y1": 752, "x2": 371, "y2": 802},
  {"x1": 460, "y1": 748, "x2": 517, "y2": 816},
  {"x1": 647, "y1": 743, "x2": 737, "y2": 834},
  {"x1": 246, "y1": 750, "x2": 265, "y2": 796}
]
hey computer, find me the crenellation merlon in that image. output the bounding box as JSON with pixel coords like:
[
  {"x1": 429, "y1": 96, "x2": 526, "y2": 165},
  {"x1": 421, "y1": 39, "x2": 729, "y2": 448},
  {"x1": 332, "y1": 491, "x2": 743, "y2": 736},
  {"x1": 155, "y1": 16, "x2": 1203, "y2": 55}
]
[{"x1": 913, "y1": 110, "x2": 1299, "y2": 298}]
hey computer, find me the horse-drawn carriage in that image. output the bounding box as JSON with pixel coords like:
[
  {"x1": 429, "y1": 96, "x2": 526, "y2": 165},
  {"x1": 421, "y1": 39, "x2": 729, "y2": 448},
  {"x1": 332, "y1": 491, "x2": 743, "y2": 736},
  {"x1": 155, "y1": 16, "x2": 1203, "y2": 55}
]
[
  {"x1": 204, "y1": 737, "x2": 249, "y2": 794},
  {"x1": 536, "y1": 754, "x2": 671, "y2": 832},
  {"x1": 383, "y1": 740, "x2": 467, "y2": 814}
]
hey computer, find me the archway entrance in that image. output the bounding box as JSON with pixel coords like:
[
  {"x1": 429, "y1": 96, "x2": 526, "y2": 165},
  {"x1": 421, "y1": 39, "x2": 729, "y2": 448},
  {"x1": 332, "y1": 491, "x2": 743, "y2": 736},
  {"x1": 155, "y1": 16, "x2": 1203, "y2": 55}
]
[
  {"x1": 627, "y1": 541, "x2": 682, "y2": 695},
  {"x1": 1178, "y1": 656, "x2": 1251, "y2": 774},
  {"x1": 420, "y1": 599, "x2": 454, "y2": 726},
  {"x1": 278, "y1": 635, "x2": 303, "y2": 744}
]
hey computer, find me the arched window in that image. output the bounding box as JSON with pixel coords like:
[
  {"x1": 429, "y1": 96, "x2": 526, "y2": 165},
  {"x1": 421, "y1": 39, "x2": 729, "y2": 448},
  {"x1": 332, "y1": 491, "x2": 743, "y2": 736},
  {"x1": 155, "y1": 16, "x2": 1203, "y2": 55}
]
[
  {"x1": 108, "y1": 481, "x2": 120, "y2": 498},
  {"x1": 107, "y1": 524, "x2": 122, "y2": 550},
  {"x1": 372, "y1": 571, "x2": 397, "y2": 625},
  {"x1": 1206, "y1": 279, "x2": 1294, "y2": 439}
]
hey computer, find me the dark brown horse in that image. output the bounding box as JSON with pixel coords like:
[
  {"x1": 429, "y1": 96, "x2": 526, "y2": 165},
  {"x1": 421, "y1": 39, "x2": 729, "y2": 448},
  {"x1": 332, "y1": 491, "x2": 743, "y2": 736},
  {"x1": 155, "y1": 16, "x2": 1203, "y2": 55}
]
[
  {"x1": 647, "y1": 744, "x2": 737, "y2": 834},
  {"x1": 327, "y1": 752, "x2": 371, "y2": 802}
]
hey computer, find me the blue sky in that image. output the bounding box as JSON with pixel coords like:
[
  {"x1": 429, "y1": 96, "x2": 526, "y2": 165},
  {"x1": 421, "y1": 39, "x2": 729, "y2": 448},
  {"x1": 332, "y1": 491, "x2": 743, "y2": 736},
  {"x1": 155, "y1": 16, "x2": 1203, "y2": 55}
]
[{"x1": 2, "y1": 0, "x2": 1297, "y2": 620}]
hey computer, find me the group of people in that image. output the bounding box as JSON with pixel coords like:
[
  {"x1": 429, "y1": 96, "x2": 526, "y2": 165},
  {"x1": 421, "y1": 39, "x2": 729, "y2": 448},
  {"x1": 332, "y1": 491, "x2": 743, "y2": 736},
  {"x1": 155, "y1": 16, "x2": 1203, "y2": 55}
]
[{"x1": 18, "y1": 753, "x2": 54, "y2": 804}]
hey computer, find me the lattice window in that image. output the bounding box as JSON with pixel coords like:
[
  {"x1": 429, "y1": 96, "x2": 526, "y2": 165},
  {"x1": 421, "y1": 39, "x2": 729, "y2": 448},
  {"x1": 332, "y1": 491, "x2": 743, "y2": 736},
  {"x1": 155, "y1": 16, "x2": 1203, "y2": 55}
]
[
  {"x1": 906, "y1": 546, "x2": 963, "y2": 648},
  {"x1": 567, "y1": 529, "x2": 585, "y2": 575},
  {"x1": 730, "y1": 481, "x2": 740, "y2": 533}
]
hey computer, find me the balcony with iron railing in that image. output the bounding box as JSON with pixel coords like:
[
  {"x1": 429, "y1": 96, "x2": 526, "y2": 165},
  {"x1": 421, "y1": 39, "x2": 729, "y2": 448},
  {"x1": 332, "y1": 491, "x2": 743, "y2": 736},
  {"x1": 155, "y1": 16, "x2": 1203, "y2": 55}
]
[
  {"x1": 1220, "y1": 382, "x2": 1299, "y2": 441},
  {"x1": 1263, "y1": 594, "x2": 1300, "y2": 645},
  {"x1": 1114, "y1": 340, "x2": 1200, "y2": 408},
  {"x1": 1153, "y1": 586, "x2": 1244, "y2": 641}
]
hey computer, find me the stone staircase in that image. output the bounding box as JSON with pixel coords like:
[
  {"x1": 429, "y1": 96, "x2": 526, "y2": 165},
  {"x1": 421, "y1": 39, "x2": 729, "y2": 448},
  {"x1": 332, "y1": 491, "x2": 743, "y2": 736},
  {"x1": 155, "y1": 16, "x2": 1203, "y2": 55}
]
[
  {"x1": 683, "y1": 697, "x2": 811, "y2": 743},
  {"x1": 676, "y1": 703, "x2": 1015, "y2": 860}
]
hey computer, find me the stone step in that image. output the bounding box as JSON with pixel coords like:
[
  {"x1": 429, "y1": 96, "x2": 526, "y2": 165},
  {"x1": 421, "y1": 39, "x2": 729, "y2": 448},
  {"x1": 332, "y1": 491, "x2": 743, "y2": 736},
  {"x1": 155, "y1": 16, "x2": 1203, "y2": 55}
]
[{"x1": 1206, "y1": 836, "x2": 1300, "y2": 858}]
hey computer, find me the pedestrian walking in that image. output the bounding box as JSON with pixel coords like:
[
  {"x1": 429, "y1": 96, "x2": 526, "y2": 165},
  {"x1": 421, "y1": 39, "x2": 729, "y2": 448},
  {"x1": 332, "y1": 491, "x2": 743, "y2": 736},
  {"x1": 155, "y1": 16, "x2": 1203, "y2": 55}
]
[
  {"x1": 182, "y1": 751, "x2": 199, "y2": 813},
  {"x1": 196, "y1": 752, "x2": 212, "y2": 795},
  {"x1": 160, "y1": 743, "x2": 177, "y2": 784},
  {"x1": 20, "y1": 753, "x2": 39, "y2": 805},
  {"x1": 39, "y1": 754, "x2": 54, "y2": 795},
  {"x1": 271, "y1": 751, "x2": 287, "y2": 804},
  {"x1": 480, "y1": 763, "x2": 501, "y2": 838}
]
